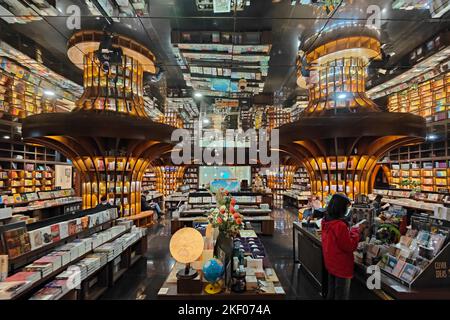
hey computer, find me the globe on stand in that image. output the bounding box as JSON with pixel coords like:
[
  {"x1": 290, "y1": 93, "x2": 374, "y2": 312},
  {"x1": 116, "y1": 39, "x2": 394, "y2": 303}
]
[{"x1": 202, "y1": 258, "x2": 224, "y2": 294}]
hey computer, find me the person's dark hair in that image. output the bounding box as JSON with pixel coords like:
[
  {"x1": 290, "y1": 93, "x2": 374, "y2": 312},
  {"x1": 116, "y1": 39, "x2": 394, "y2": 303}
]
[
  {"x1": 327, "y1": 194, "x2": 351, "y2": 220},
  {"x1": 374, "y1": 194, "x2": 383, "y2": 202},
  {"x1": 100, "y1": 195, "x2": 107, "y2": 202},
  {"x1": 142, "y1": 190, "x2": 149, "y2": 195}
]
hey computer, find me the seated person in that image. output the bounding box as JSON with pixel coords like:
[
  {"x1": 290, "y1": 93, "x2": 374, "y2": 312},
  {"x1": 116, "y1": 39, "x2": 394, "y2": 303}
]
[
  {"x1": 141, "y1": 191, "x2": 163, "y2": 219},
  {"x1": 96, "y1": 195, "x2": 112, "y2": 209}
]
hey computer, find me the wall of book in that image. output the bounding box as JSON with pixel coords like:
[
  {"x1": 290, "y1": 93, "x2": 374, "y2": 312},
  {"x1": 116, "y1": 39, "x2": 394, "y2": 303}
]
[
  {"x1": 142, "y1": 166, "x2": 186, "y2": 196},
  {"x1": 305, "y1": 156, "x2": 378, "y2": 200},
  {"x1": 153, "y1": 166, "x2": 186, "y2": 196},
  {"x1": 0, "y1": 140, "x2": 69, "y2": 195},
  {"x1": 388, "y1": 161, "x2": 450, "y2": 193},
  {"x1": 291, "y1": 167, "x2": 311, "y2": 192},
  {"x1": 158, "y1": 110, "x2": 184, "y2": 128},
  {"x1": 266, "y1": 106, "x2": 291, "y2": 129},
  {"x1": 183, "y1": 166, "x2": 198, "y2": 190},
  {"x1": 266, "y1": 166, "x2": 296, "y2": 207},
  {"x1": 388, "y1": 72, "x2": 450, "y2": 122},
  {"x1": 142, "y1": 168, "x2": 157, "y2": 192},
  {"x1": 78, "y1": 157, "x2": 143, "y2": 216}
]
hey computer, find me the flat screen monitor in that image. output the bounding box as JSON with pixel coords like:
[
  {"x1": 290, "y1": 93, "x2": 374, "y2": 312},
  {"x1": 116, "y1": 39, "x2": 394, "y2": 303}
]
[{"x1": 199, "y1": 166, "x2": 251, "y2": 192}]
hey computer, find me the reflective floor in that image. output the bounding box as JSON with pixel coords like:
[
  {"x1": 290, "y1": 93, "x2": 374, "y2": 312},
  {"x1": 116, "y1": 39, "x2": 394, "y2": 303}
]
[{"x1": 101, "y1": 208, "x2": 377, "y2": 300}]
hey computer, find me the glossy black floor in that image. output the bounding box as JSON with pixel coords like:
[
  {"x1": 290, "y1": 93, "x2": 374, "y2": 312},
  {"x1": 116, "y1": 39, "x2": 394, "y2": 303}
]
[{"x1": 101, "y1": 208, "x2": 377, "y2": 300}]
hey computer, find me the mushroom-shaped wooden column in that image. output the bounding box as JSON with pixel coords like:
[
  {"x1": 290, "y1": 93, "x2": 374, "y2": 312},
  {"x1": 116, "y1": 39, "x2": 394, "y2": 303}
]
[
  {"x1": 281, "y1": 25, "x2": 426, "y2": 201},
  {"x1": 22, "y1": 31, "x2": 176, "y2": 216}
]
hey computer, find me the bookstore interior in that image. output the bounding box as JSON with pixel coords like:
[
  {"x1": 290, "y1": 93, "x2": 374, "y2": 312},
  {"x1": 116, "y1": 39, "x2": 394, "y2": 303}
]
[{"x1": 1, "y1": 0, "x2": 450, "y2": 303}]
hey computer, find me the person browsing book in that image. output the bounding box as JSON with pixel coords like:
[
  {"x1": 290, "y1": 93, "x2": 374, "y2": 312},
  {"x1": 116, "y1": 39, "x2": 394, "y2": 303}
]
[{"x1": 321, "y1": 194, "x2": 366, "y2": 300}]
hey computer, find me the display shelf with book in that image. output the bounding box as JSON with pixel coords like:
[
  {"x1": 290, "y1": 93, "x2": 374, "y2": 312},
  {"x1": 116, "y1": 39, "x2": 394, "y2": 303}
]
[
  {"x1": 0, "y1": 139, "x2": 69, "y2": 195},
  {"x1": 0, "y1": 206, "x2": 148, "y2": 300},
  {"x1": 183, "y1": 166, "x2": 198, "y2": 190},
  {"x1": 265, "y1": 166, "x2": 296, "y2": 207},
  {"x1": 353, "y1": 214, "x2": 450, "y2": 297},
  {"x1": 153, "y1": 166, "x2": 186, "y2": 196},
  {"x1": 283, "y1": 166, "x2": 312, "y2": 209}
]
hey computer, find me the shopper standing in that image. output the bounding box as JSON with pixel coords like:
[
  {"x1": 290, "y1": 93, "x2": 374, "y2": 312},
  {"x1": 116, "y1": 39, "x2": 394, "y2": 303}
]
[{"x1": 321, "y1": 194, "x2": 365, "y2": 300}]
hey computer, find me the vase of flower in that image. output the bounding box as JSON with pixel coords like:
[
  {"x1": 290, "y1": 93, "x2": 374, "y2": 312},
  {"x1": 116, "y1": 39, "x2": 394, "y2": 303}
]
[
  {"x1": 215, "y1": 232, "x2": 233, "y2": 261},
  {"x1": 207, "y1": 188, "x2": 244, "y2": 261}
]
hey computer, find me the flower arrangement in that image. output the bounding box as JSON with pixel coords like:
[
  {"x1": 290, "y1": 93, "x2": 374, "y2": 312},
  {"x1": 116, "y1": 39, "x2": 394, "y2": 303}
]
[{"x1": 207, "y1": 188, "x2": 244, "y2": 238}]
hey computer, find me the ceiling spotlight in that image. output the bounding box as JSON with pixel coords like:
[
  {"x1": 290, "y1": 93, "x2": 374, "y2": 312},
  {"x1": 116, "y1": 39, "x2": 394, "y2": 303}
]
[
  {"x1": 427, "y1": 134, "x2": 437, "y2": 141},
  {"x1": 44, "y1": 90, "x2": 55, "y2": 96},
  {"x1": 194, "y1": 92, "x2": 203, "y2": 98},
  {"x1": 337, "y1": 93, "x2": 347, "y2": 99},
  {"x1": 3, "y1": 135, "x2": 10, "y2": 139}
]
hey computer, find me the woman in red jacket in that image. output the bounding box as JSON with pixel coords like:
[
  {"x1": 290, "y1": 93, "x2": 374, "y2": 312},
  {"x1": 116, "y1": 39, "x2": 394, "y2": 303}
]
[{"x1": 321, "y1": 194, "x2": 365, "y2": 300}]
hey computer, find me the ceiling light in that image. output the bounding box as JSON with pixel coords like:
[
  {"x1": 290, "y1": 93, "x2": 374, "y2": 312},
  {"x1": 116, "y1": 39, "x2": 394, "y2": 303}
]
[
  {"x1": 44, "y1": 90, "x2": 55, "y2": 96},
  {"x1": 427, "y1": 134, "x2": 437, "y2": 141},
  {"x1": 203, "y1": 118, "x2": 210, "y2": 124},
  {"x1": 337, "y1": 93, "x2": 347, "y2": 99},
  {"x1": 3, "y1": 135, "x2": 10, "y2": 139},
  {"x1": 194, "y1": 92, "x2": 202, "y2": 98}
]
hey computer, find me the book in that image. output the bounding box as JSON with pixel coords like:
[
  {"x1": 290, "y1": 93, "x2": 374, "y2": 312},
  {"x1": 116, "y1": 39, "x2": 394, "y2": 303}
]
[
  {"x1": 384, "y1": 255, "x2": 398, "y2": 273},
  {"x1": 3, "y1": 227, "x2": 31, "y2": 259},
  {"x1": 81, "y1": 216, "x2": 89, "y2": 229},
  {"x1": 392, "y1": 259, "x2": 406, "y2": 277},
  {"x1": 0, "y1": 281, "x2": 31, "y2": 299},
  {"x1": 28, "y1": 229, "x2": 44, "y2": 250},
  {"x1": 399, "y1": 263, "x2": 420, "y2": 283},
  {"x1": 59, "y1": 222, "x2": 69, "y2": 239},
  {"x1": 51, "y1": 224, "x2": 60, "y2": 242},
  {"x1": 0, "y1": 255, "x2": 7, "y2": 281},
  {"x1": 68, "y1": 220, "x2": 77, "y2": 236},
  {"x1": 5, "y1": 271, "x2": 41, "y2": 283},
  {"x1": 40, "y1": 226, "x2": 53, "y2": 245}
]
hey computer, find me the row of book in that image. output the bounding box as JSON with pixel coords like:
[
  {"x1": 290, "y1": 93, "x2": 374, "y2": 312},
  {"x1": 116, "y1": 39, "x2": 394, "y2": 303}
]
[
  {"x1": 0, "y1": 189, "x2": 75, "y2": 205},
  {"x1": 2, "y1": 208, "x2": 118, "y2": 259},
  {"x1": 0, "y1": 222, "x2": 143, "y2": 300}
]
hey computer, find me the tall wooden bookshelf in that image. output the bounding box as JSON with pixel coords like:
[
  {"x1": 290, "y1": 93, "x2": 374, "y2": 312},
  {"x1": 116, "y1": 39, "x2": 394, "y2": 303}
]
[
  {"x1": 0, "y1": 139, "x2": 68, "y2": 194},
  {"x1": 383, "y1": 71, "x2": 450, "y2": 193},
  {"x1": 183, "y1": 166, "x2": 198, "y2": 190},
  {"x1": 388, "y1": 72, "x2": 450, "y2": 122}
]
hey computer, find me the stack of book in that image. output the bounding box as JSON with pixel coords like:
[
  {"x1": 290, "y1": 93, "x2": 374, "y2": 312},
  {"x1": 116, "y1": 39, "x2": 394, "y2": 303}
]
[
  {"x1": 0, "y1": 280, "x2": 34, "y2": 299},
  {"x1": 29, "y1": 286, "x2": 64, "y2": 300},
  {"x1": 24, "y1": 262, "x2": 53, "y2": 278}
]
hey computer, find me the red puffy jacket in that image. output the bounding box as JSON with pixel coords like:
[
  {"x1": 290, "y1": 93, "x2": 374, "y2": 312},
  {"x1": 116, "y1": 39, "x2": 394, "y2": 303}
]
[{"x1": 321, "y1": 219, "x2": 360, "y2": 279}]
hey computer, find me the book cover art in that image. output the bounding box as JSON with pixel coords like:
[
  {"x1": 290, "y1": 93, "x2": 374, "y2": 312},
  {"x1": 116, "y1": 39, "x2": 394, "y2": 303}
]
[
  {"x1": 399, "y1": 263, "x2": 420, "y2": 283},
  {"x1": 40, "y1": 226, "x2": 53, "y2": 245},
  {"x1": 80, "y1": 216, "x2": 89, "y2": 230},
  {"x1": 392, "y1": 259, "x2": 406, "y2": 277},
  {"x1": 75, "y1": 218, "x2": 82, "y2": 233},
  {"x1": 29, "y1": 229, "x2": 44, "y2": 250},
  {"x1": 59, "y1": 222, "x2": 69, "y2": 239},
  {"x1": 384, "y1": 255, "x2": 398, "y2": 273},
  {"x1": 50, "y1": 224, "x2": 60, "y2": 243},
  {"x1": 68, "y1": 220, "x2": 77, "y2": 236},
  {"x1": 3, "y1": 227, "x2": 31, "y2": 258}
]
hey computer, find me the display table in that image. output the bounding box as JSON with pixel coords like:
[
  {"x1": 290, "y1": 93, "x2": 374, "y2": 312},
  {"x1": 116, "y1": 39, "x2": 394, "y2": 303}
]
[
  {"x1": 180, "y1": 207, "x2": 272, "y2": 217},
  {"x1": 158, "y1": 263, "x2": 285, "y2": 300},
  {"x1": 171, "y1": 216, "x2": 274, "y2": 235},
  {"x1": 293, "y1": 222, "x2": 450, "y2": 300}
]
